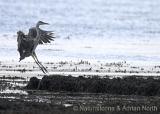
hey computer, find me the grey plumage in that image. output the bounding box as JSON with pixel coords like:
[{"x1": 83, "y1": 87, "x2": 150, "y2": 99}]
[{"x1": 17, "y1": 21, "x2": 55, "y2": 74}]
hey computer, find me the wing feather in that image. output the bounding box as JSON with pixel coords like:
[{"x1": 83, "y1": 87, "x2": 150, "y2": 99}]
[
  {"x1": 17, "y1": 31, "x2": 34, "y2": 59},
  {"x1": 28, "y1": 27, "x2": 55, "y2": 44},
  {"x1": 39, "y1": 28, "x2": 55, "y2": 44}
]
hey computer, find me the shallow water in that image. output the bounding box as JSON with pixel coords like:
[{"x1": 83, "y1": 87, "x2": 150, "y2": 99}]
[{"x1": 0, "y1": 0, "x2": 160, "y2": 64}]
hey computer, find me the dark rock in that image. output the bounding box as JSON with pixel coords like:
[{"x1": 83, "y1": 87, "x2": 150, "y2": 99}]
[
  {"x1": 26, "y1": 75, "x2": 160, "y2": 96},
  {"x1": 26, "y1": 77, "x2": 40, "y2": 89}
]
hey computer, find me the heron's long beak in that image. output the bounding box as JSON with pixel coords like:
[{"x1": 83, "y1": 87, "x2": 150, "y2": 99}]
[{"x1": 42, "y1": 22, "x2": 49, "y2": 25}]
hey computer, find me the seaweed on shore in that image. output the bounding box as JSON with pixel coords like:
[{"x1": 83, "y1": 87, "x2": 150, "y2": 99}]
[{"x1": 26, "y1": 75, "x2": 160, "y2": 96}]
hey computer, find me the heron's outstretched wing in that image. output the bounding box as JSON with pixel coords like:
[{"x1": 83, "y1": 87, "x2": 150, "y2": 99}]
[
  {"x1": 17, "y1": 31, "x2": 35, "y2": 60},
  {"x1": 17, "y1": 31, "x2": 34, "y2": 51},
  {"x1": 17, "y1": 31, "x2": 27, "y2": 56},
  {"x1": 28, "y1": 27, "x2": 55, "y2": 44},
  {"x1": 38, "y1": 28, "x2": 55, "y2": 44}
]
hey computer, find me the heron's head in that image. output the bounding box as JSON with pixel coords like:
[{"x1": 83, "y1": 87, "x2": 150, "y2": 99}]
[{"x1": 37, "y1": 21, "x2": 49, "y2": 26}]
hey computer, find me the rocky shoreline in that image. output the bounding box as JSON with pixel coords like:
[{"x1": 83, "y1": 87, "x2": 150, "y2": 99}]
[{"x1": 26, "y1": 75, "x2": 160, "y2": 96}]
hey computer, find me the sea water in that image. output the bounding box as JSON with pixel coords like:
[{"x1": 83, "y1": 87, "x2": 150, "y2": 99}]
[{"x1": 0, "y1": 0, "x2": 160, "y2": 65}]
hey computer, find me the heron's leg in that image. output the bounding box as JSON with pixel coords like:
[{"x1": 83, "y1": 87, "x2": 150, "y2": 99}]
[
  {"x1": 33, "y1": 52, "x2": 48, "y2": 73},
  {"x1": 33, "y1": 52, "x2": 47, "y2": 72},
  {"x1": 32, "y1": 54, "x2": 46, "y2": 74},
  {"x1": 32, "y1": 55, "x2": 45, "y2": 89},
  {"x1": 32, "y1": 55, "x2": 46, "y2": 74}
]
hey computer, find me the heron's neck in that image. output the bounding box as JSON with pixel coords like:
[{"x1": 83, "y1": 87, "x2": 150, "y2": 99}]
[
  {"x1": 36, "y1": 24, "x2": 40, "y2": 32},
  {"x1": 35, "y1": 25, "x2": 40, "y2": 39},
  {"x1": 36, "y1": 24, "x2": 40, "y2": 28}
]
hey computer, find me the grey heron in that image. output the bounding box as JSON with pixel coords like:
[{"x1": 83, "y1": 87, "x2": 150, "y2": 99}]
[{"x1": 17, "y1": 21, "x2": 55, "y2": 74}]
